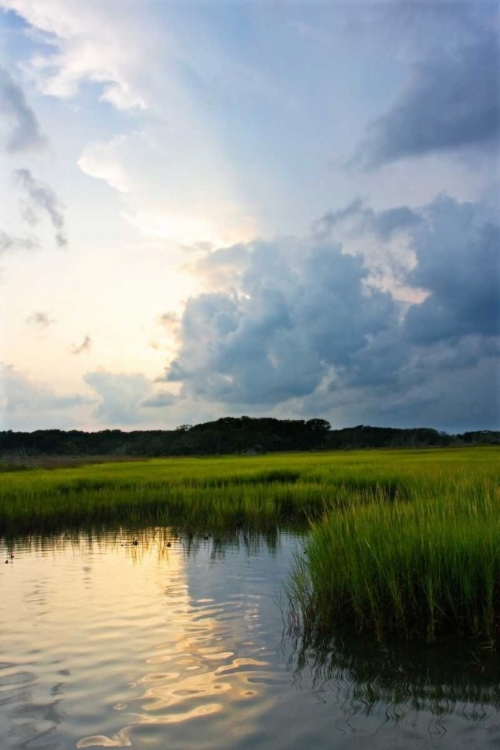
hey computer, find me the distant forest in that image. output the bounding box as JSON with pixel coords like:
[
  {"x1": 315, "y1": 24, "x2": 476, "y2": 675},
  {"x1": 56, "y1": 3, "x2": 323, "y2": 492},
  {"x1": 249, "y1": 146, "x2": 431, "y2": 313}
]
[{"x1": 1, "y1": 418, "x2": 498, "y2": 457}]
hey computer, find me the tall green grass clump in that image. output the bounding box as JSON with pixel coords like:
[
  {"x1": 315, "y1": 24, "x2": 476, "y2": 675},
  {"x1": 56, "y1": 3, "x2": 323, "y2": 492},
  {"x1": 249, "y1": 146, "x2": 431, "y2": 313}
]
[{"x1": 290, "y1": 479, "x2": 500, "y2": 642}]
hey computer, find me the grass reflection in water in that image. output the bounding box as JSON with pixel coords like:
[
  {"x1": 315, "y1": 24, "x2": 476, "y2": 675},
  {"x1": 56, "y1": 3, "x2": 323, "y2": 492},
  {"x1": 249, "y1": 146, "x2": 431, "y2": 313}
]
[{"x1": 285, "y1": 624, "x2": 500, "y2": 725}]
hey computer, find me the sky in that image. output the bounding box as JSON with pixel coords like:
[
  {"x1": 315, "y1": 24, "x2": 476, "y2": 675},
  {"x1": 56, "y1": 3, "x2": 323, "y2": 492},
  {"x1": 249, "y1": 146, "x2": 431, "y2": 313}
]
[{"x1": 0, "y1": 0, "x2": 498, "y2": 433}]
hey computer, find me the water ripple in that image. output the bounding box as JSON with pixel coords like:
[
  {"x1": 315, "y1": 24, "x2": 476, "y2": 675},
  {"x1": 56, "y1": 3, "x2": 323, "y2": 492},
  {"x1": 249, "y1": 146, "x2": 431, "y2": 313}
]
[{"x1": 1, "y1": 530, "x2": 499, "y2": 749}]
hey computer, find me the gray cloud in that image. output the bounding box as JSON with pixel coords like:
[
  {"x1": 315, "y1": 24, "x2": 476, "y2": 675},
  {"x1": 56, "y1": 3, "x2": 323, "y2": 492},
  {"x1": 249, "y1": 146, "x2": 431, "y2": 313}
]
[
  {"x1": 315, "y1": 194, "x2": 499, "y2": 344},
  {"x1": 0, "y1": 230, "x2": 39, "y2": 254},
  {"x1": 404, "y1": 196, "x2": 499, "y2": 344},
  {"x1": 71, "y1": 335, "x2": 92, "y2": 355},
  {"x1": 15, "y1": 169, "x2": 67, "y2": 247},
  {"x1": 298, "y1": 341, "x2": 499, "y2": 434},
  {"x1": 163, "y1": 239, "x2": 397, "y2": 405},
  {"x1": 84, "y1": 371, "x2": 169, "y2": 425},
  {"x1": 369, "y1": 207, "x2": 423, "y2": 241},
  {"x1": 158, "y1": 194, "x2": 499, "y2": 429},
  {"x1": 314, "y1": 199, "x2": 422, "y2": 241},
  {"x1": 1, "y1": 364, "x2": 93, "y2": 428},
  {"x1": 313, "y1": 198, "x2": 365, "y2": 238},
  {"x1": 26, "y1": 311, "x2": 54, "y2": 329},
  {"x1": 318, "y1": 196, "x2": 500, "y2": 428},
  {"x1": 141, "y1": 391, "x2": 175, "y2": 408},
  {"x1": 353, "y1": 31, "x2": 499, "y2": 168},
  {"x1": 0, "y1": 68, "x2": 46, "y2": 153}
]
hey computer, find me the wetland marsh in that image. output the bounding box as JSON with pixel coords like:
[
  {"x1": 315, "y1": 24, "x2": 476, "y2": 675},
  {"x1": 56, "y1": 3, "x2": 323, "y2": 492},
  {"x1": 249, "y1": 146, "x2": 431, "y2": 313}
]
[{"x1": 1, "y1": 447, "x2": 499, "y2": 748}]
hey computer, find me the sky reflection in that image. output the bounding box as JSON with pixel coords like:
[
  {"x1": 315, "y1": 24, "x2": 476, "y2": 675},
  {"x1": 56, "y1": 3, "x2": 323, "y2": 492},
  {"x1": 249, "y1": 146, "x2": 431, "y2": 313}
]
[{"x1": 1, "y1": 528, "x2": 499, "y2": 749}]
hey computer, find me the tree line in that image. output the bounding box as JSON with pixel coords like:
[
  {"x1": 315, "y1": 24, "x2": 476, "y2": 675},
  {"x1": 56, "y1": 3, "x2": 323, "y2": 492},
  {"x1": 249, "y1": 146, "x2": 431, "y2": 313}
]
[{"x1": 0, "y1": 417, "x2": 498, "y2": 457}]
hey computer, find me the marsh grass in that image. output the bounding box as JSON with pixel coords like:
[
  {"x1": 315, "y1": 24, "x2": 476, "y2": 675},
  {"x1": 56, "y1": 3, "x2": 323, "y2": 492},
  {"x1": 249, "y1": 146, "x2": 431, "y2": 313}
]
[
  {"x1": 289, "y1": 476, "x2": 500, "y2": 642},
  {"x1": 0, "y1": 474, "x2": 326, "y2": 534},
  {"x1": 0, "y1": 447, "x2": 497, "y2": 539}
]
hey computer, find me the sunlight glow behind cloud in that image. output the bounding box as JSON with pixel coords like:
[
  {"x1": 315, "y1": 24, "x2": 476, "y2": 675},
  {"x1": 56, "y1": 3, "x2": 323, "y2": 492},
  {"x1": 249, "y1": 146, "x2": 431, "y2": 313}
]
[{"x1": 0, "y1": 0, "x2": 498, "y2": 431}]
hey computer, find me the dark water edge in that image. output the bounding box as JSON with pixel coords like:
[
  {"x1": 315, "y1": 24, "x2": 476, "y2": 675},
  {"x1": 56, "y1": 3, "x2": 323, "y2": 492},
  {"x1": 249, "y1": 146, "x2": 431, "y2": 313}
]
[
  {"x1": 1, "y1": 526, "x2": 499, "y2": 749},
  {"x1": 287, "y1": 629, "x2": 500, "y2": 714}
]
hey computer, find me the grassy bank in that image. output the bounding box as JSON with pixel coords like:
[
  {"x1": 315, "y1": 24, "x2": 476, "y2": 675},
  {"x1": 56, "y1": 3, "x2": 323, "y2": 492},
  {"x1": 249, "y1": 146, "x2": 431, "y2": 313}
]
[
  {"x1": 0, "y1": 456, "x2": 318, "y2": 534},
  {"x1": 0, "y1": 446, "x2": 497, "y2": 534},
  {"x1": 289, "y1": 469, "x2": 500, "y2": 642}
]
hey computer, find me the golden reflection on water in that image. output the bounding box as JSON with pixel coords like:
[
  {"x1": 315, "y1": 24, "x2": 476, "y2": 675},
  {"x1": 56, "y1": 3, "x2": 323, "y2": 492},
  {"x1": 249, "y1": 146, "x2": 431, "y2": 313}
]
[
  {"x1": 2, "y1": 528, "x2": 500, "y2": 749},
  {"x1": 77, "y1": 530, "x2": 273, "y2": 748},
  {"x1": 2, "y1": 528, "x2": 285, "y2": 749}
]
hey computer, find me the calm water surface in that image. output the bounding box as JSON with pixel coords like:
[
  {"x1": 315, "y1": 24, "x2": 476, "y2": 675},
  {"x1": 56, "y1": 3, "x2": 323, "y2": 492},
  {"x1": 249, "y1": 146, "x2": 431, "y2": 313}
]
[{"x1": 1, "y1": 528, "x2": 499, "y2": 749}]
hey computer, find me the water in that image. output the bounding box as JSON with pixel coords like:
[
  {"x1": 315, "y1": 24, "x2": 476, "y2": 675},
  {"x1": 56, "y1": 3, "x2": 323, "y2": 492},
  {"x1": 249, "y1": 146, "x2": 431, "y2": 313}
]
[{"x1": 1, "y1": 528, "x2": 499, "y2": 749}]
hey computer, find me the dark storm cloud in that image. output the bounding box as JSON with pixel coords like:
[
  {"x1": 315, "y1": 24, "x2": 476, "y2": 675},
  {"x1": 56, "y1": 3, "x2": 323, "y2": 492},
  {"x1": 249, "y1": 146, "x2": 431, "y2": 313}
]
[
  {"x1": 404, "y1": 196, "x2": 500, "y2": 343},
  {"x1": 318, "y1": 195, "x2": 499, "y2": 345},
  {"x1": 353, "y1": 31, "x2": 499, "y2": 168},
  {"x1": 321, "y1": 342, "x2": 499, "y2": 434},
  {"x1": 321, "y1": 195, "x2": 500, "y2": 430},
  {"x1": 162, "y1": 240, "x2": 397, "y2": 405},
  {"x1": 15, "y1": 169, "x2": 67, "y2": 247},
  {"x1": 0, "y1": 68, "x2": 46, "y2": 153},
  {"x1": 159, "y1": 194, "x2": 499, "y2": 429}
]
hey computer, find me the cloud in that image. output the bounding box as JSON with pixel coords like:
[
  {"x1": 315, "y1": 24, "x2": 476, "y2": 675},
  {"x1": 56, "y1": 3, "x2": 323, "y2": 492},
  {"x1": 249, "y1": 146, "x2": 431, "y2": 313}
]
[
  {"x1": 403, "y1": 196, "x2": 500, "y2": 343},
  {"x1": 162, "y1": 239, "x2": 397, "y2": 405},
  {"x1": 0, "y1": 364, "x2": 93, "y2": 429},
  {"x1": 353, "y1": 31, "x2": 499, "y2": 168},
  {"x1": 298, "y1": 340, "x2": 499, "y2": 433},
  {"x1": 82, "y1": 370, "x2": 221, "y2": 428},
  {"x1": 158, "y1": 312, "x2": 180, "y2": 330},
  {"x1": 75, "y1": 127, "x2": 252, "y2": 246},
  {"x1": 84, "y1": 371, "x2": 169, "y2": 425},
  {"x1": 158, "y1": 194, "x2": 499, "y2": 429},
  {"x1": 312, "y1": 198, "x2": 365, "y2": 238},
  {"x1": 71, "y1": 335, "x2": 92, "y2": 355},
  {"x1": 4, "y1": 3, "x2": 256, "y2": 245},
  {"x1": 314, "y1": 199, "x2": 422, "y2": 242},
  {"x1": 155, "y1": 312, "x2": 181, "y2": 348},
  {"x1": 15, "y1": 168, "x2": 67, "y2": 247},
  {"x1": 329, "y1": 335, "x2": 499, "y2": 432},
  {"x1": 141, "y1": 391, "x2": 175, "y2": 408},
  {"x1": 0, "y1": 67, "x2": 46, "y2": 153},
  {"x1": 3, "y1": 0, "x2": 291, "y2": 116},
  {"x1": 78, "y1": 136, "x2": 132, "y2": 193},
  {"x1": 1, "y1": 0, "x2": 148, "y2": 110},
  {"x1": 192, "y1": 243, "x2": 255, "y2": 289},
  {"x1": 0, "y1": 230, "x2": 39, "y2": 254},
  {"x1": 26, "y1": 310, "x2": 54, "y2": 328},
  {"x1": 1, "y1": 365, "x2": 180, "y2": 429}
]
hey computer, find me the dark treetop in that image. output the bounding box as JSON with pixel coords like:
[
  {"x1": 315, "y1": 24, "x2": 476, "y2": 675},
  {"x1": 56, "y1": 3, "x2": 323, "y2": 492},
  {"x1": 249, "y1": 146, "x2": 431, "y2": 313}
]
[{"x1": 1, "y1": 417, "x2": 498, "y2": 457}]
